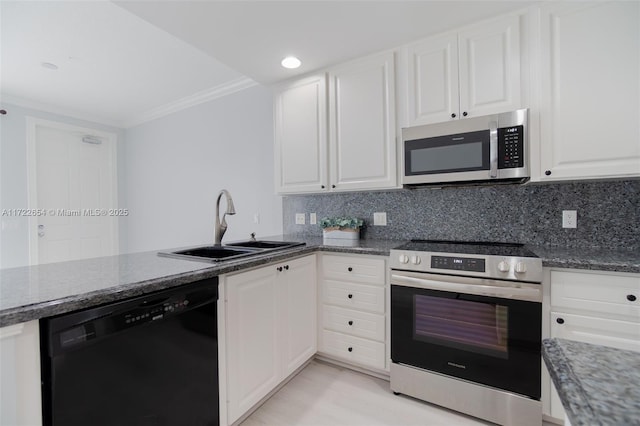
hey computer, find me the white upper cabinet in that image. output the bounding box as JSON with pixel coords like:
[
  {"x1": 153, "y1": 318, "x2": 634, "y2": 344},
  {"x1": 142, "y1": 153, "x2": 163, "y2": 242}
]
[
  {"x1": 458, "y1": 15, "x2": 522, "y2": 119},
  {"x1": 535, "y1": 1, "x2": 640, "y2": 181},
  {"x1": 406, "y1": 14, "x2": 523, "y2": 126},
  {"x1": 406, "y1": 33, "x2": 460, "y2": 127},
  {"x1": 328, "y1": 51, "x2": 397, "y2": 191},
  {"x1": 274, "y1": 75, "x2": 328, "y2": 194},
  {"x1": 274, "y1": 52, "x2": 397, "y2": 194}
]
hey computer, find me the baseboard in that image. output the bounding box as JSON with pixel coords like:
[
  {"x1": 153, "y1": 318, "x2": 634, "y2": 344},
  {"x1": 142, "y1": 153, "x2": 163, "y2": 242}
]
[
  {"x1": 543, "y1": 414, "x2": 564, "y2": 425},
  {"x1": 314, "y1": 354, "x2": 390, "y2": 381}
]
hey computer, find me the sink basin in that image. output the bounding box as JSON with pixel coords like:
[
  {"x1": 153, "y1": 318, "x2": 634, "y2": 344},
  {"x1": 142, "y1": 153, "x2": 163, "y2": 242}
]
[
  {"x1": 160, "y1": 246, "x2": 260, "y2": 262},
  {"x1": 158, "y1": 241, "x2": 305, "y2": 263},
  {"x1": 225, "y1": 240, "x2": 305, "y2": 250}
]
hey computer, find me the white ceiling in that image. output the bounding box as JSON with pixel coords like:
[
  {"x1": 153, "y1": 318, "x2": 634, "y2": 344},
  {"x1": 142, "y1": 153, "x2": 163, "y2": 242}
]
[{"x1": 1, "y1": 0, "x2": 534, "y2": 128}]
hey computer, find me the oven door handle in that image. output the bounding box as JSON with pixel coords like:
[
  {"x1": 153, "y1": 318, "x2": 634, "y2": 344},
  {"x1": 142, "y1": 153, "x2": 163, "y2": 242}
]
[{"x1": 390, "y1": 272, "x2": 541, "y2": 302}]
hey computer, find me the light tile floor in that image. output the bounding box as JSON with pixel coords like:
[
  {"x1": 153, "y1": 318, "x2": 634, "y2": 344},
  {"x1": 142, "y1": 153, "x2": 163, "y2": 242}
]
[{"x1": 241, "y1": 360, "x2": 530, "y2": 426}]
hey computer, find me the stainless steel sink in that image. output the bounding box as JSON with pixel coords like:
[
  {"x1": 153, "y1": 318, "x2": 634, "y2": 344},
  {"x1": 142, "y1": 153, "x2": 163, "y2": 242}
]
[
  {"x1": 225, "y1": 240, "x2": 305, "y2": 250},
  {"x1": 158, "y1": 240, "x2": 305, "y2": 263}
]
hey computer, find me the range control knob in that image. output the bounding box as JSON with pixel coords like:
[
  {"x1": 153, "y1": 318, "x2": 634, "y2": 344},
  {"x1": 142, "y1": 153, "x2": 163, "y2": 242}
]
[
  {"x1": 410, "y1": 256, "x2": 422, "y2": 265},
  {"x1": 515, "y1": 262, "x2": 527, "y2": 274},
  {"x1": 399, "y1": 254, "x2": 409, "y2": 264},
  {"x1": 497, "y1": 261, "x2": 511, "y2": 273}
]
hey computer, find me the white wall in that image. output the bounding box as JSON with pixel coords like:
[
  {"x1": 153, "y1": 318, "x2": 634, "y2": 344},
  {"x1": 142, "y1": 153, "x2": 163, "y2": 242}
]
[
  {"x1": 123, "y1": 84, "x2": 282, "y2": 253},
  {"x1": 0, "y1": 103, "x2": 126, "y2": 269}
]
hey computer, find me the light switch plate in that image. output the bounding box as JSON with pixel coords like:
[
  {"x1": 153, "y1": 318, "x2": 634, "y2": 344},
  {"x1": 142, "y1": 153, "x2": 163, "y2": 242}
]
[
  {"x1": 562, "y1": 210, "x2": 577, "y2": 228},
  {"x1": 373, "y1": 212, "x2": 387, "y2": 226},
  {"x1": 310, "y1": 213, "x2": 317, "y2": 225},
  {"x1": 295, "y1": 213, "x2": 306, "y2": 225}
]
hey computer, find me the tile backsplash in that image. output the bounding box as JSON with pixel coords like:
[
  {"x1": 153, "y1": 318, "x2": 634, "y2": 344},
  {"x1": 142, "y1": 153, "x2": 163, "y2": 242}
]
[{"x1": 283, "y1": 180, "x2": 639, "y2": 249}]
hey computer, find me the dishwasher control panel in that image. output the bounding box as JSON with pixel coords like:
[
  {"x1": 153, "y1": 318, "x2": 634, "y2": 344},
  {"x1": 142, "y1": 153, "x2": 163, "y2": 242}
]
[
  {"x1": 44, "y1": 279, "x2": 218, "y2": 355},
  {"x1": 123, "y1": 296, "x2": 190, "y2": 326}
]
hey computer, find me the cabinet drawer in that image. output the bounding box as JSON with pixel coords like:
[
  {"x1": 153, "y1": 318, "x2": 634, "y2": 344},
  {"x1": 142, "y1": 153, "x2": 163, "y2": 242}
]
[
  {"x1": 323, "y1": 305, "x2": 385, "y2": 341},
  {"x1": 321, "y1": 330, "x2": 386, "y2": 370},
  {"x1": 323, "y1": 280, "x2": 385, "y2": 314},
  {"x1": 551, "y1": 270, "x2": 640, "y2": 319},
  {"x1": 322, "y1": 255, "x2": 385, "y2": 285},
  {"x1": 551, "y1": 312, "x2": 640, "y2": 352}
]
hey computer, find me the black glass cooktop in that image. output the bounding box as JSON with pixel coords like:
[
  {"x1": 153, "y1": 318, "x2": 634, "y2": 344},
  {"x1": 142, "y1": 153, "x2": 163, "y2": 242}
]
[{"x1": 393, "y1": 240, "x2": 539, "y2": 258}]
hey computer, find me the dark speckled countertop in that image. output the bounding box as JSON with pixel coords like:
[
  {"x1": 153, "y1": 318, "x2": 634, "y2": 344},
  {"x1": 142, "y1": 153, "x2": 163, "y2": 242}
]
[
  {"x1": 0, "y1": 236, "x2": 397, "y2": 327},
  {"x1": 542, "y1": 338, "x2": 640, "y2": 426},
  {"x1": 1, "y1": 235, "x2": 638, "y2": 327},
  {"x1": 530, "y1": 245, "x2": 640, "y2": 273}
]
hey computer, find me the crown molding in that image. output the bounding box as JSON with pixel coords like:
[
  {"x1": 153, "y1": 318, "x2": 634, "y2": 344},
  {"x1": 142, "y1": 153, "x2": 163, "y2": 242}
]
[
  {"x1": 1, "y1": 77, "x2": 258, "y2": 130},
  {"x1": 0, "y1": 94, "x2": 124, "y2": 129},
  {"x1": 124, "y1": 77, "x2": 258, "y2": 128}
]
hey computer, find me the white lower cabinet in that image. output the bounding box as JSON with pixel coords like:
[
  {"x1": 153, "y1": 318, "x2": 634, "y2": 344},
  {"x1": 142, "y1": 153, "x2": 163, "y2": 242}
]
[
  {"x1": 0, "y1": 320, "x2": 42, "y2": 426},
  {"x1": 318, "y1": 254, "x2": 388, "y2": 372},
  {"x1": 543, "y1": 268, "x2": 640, "y2": 420},
  {"x1": 223, "y1": 255, "x2": 316, "y2": 424}
]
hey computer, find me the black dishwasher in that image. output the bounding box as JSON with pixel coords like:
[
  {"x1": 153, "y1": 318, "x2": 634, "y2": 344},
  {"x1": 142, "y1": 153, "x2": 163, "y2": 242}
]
[{"x1": 40, "y1": 277, "x2": 219, "y2": 426}]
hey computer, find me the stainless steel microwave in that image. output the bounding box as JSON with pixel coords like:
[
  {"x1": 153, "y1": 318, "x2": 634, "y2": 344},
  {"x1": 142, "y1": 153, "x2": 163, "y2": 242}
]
[{"x1": 402, "y1": 109, "x2": 529, "y2": 186}]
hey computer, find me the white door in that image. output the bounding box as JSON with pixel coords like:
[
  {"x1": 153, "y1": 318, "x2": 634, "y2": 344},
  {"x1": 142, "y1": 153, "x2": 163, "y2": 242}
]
[
  {"x1": 28, "y1": 119, "x2": 118, "y2": 264},
  {"x1": 328, "y1": 51, "x2": 397, "y2": 191},
  {"x1": 458, "y1": 14, "x2": 522, "y2": 119},
  {"x1": 407, "y1": 33, "x2": 460, "y2": 126},
  {"x1": 537, "y1": 1, "x2": 640, "y2": 181},
  {"x1": 274, "y1": 74, "x2": 328, "y2": 194}
]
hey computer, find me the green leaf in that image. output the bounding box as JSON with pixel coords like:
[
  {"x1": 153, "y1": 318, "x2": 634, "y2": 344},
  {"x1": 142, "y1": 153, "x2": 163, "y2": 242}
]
[{"x1": 318, "y1": 216, "x2": 364, "y2": 229}]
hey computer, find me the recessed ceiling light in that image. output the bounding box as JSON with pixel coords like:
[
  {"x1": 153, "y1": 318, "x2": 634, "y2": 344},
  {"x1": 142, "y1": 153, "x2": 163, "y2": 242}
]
[
  {"x1": 281, "y1": 56, "x2": 301, "y2": 69},
  {"x1": 41, "y1": 62, "x2": 59, "y2": 70}
]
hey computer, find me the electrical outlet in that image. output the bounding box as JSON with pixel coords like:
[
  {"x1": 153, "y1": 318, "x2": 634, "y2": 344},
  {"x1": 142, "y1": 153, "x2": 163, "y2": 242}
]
[
  {"x1": 295, "y1": 213, "x2": 306, "y2": 225},
  {"x1": 253, "y1": 213, "x2": 260, "y2": 224},
  {"x1": 562, "y1": 210, "x2": 577, "y2": 228},
  {"x1": 373, "y1": 212, "x2": 387, "y2": 226},
  {"x1": 309, "y1": 213, "x2": 317, "y2": 225}
]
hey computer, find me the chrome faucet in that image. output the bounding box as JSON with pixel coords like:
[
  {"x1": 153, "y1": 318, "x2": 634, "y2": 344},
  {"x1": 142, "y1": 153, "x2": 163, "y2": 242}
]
[{"x1": 214, "y1": 189, "x2": 236, "y2": 245}]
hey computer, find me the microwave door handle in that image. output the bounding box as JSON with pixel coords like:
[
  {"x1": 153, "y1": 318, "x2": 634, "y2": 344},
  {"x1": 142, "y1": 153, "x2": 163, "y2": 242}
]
[{"x1": 489, "y1": 121, "x2": 498, "y2": 178}]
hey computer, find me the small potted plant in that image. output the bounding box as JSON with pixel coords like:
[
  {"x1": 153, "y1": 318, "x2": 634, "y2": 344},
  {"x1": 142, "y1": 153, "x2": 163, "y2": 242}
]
[{"x1": 319, "y1": 216, "x2": 364, "y2": 241}]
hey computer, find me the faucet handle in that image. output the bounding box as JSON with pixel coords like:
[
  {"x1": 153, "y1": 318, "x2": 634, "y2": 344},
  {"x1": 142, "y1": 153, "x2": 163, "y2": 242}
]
[{"x1": 250, "y1": 232, "x2": 256, "y2": 241}]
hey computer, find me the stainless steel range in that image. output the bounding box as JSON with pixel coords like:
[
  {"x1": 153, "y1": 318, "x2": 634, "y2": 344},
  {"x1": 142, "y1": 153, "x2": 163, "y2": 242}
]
[{"x1": 389, "y1": 240, "x2": 543, "y2": 426}]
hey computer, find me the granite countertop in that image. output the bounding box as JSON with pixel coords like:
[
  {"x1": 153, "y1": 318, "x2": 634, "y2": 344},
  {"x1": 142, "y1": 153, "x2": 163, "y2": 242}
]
[
  {"x1": 542, "y1": 338, "x2": 640, "y2": 426},
  {"x1": 1, "y1": 235, "x2": 638, "y2": 327},
  {"x1": 530, "y1": 245, "x2": 640, "y2": 273},
  {"x1": 0, "y1": 236, "x2": 398, "y2": 327}
]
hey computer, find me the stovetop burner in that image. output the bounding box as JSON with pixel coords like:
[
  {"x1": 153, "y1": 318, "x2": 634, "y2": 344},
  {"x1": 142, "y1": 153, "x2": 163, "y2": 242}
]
[{"x1": 394, "y1": 239, "x2": 538, "y2": 258}]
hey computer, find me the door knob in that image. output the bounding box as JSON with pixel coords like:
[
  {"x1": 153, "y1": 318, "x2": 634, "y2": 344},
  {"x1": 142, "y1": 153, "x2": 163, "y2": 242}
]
[{"x1": 38, "y1": 224, "x2": 45, "y2": 237}]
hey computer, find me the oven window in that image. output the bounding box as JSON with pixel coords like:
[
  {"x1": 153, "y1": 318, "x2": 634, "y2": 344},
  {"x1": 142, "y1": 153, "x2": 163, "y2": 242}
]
[
  {"x1": 404, "y1": 129, "x2": 490, "y2": 175},
  {"x1": 413, "y1": 295, "x2": 509, "y2": 359}
]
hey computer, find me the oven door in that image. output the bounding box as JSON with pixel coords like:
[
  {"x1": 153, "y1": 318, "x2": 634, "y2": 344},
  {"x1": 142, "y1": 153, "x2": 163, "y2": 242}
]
[{"x1": 391, "y1": 272, "x2": 541, "y2": 400}]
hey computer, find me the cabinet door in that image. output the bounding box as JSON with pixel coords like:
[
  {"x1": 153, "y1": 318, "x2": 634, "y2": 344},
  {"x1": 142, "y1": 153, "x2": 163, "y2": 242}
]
[
  {"x1": 406, "y1": 33, "x2": 460, "y2": 126},
  {"x1": 0, "y1": 321, "x2": 42, "y2": 426},
  {"x1": 328, "y1": 52, "x2": 397, "y2": 191},
  {"x1": 274, "y1": 74, "x2": 328, "y2": 194},
  {"x1": 538, "y1": 1, "x2": 640, "y2": 181},
  {"x1": 458, "y1": 14, "x2": 522, "y2": 119},
  {"x1": 225, "y1": 266, "x2": 279, "y2": 424},
  {"x1": 280, "y1": 255, "x2": 317, "y2": 376}
]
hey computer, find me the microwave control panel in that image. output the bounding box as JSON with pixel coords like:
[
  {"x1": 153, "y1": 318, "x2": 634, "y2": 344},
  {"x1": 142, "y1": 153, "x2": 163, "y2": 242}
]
[{"x1": 498, "y1": 125, "x2": 524, "y2": 169}]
